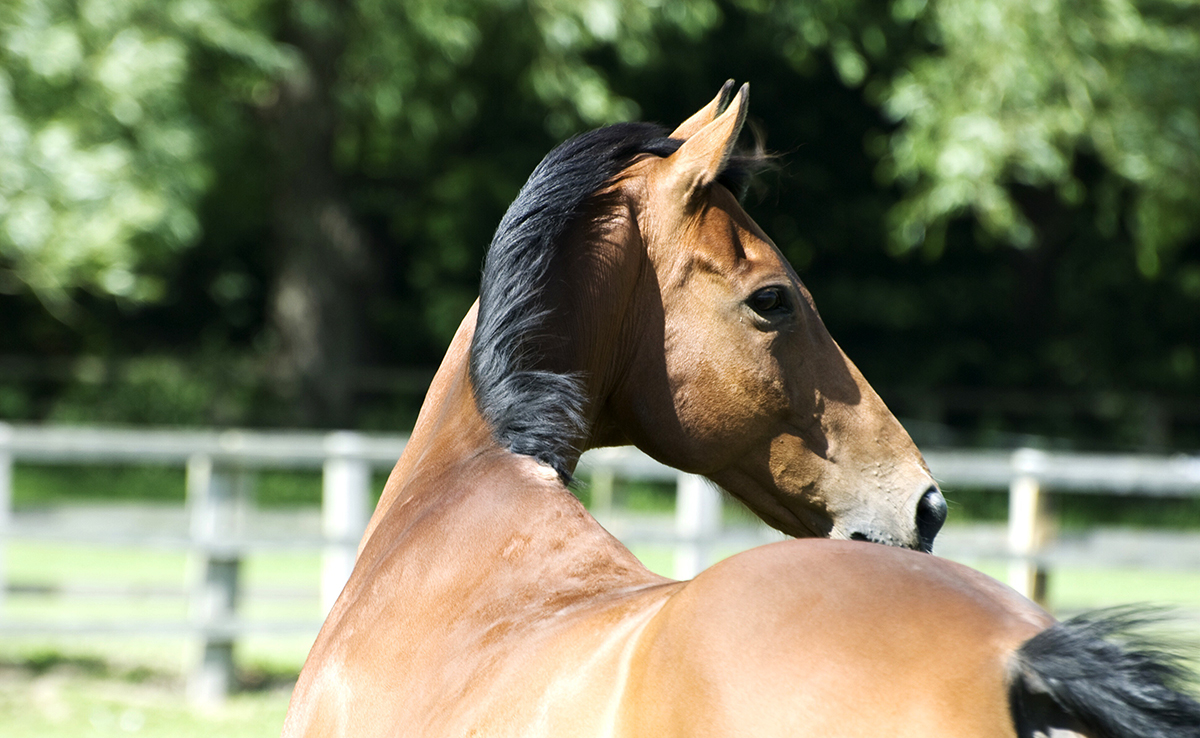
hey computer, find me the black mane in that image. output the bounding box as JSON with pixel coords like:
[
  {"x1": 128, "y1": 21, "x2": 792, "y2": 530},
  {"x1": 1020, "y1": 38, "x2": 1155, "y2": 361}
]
[{"x1": 468, "y1": 120, "x2": 765, "y2": 482}]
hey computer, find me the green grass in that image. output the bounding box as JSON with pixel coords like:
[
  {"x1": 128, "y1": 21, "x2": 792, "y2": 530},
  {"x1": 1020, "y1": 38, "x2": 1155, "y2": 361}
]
[
  {"x1": 13, "y1": 465, "x2": 189, "y2": 506},
  {"x1": 0, "y1": 660, "x2": 291, "y2": 738},
  {"x1": 10, "y1": 465, "x2": 391, "y2": 509},
  {"x1": 1046, "y1": 567, "x2": 1200, "y2": 613}
]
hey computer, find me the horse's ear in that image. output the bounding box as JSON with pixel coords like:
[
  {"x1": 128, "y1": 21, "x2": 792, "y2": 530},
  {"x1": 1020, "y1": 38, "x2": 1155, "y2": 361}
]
[
  {"x1": 670, "y1": 79, "x2": 738, "y2": 140},
  {"x1": 662, "y1": 83, "x2": 748, "y2": 198}
]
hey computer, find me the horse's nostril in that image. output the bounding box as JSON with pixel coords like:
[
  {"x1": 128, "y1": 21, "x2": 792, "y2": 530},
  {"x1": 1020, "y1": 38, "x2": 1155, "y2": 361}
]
[{"x1": 915, "y1": 487, "x2": 948, "y2": 552}]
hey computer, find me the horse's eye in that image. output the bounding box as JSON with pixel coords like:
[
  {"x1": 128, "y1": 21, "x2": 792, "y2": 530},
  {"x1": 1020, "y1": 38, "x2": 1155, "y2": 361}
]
[{"x1": 748, "y1": 287, "x2": 790, "y2": 317}]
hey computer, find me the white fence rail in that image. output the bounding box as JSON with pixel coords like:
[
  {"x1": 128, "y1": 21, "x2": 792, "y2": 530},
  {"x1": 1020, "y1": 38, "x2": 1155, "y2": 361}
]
[{"x1": 1, "y1": 423, "x2": 1199, "y2": 702}]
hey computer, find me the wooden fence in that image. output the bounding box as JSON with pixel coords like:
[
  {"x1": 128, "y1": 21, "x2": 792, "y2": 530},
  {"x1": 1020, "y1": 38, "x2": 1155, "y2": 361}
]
[{"x1": 1, "y1": 423, "x2": 1199, "y2": 703}]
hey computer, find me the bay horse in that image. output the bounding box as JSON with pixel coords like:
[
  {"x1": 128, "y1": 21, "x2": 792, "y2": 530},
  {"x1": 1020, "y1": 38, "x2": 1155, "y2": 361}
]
[{"x1": 283, "y1": 83, "x2": 1200, "y2": 737}]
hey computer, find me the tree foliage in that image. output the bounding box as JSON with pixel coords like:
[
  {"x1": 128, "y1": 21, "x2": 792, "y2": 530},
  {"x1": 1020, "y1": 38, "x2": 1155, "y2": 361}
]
[
  {"x1": 882, "y1": 0, "x2": 1200, "y2": 275},
  {"x1": 0, "y1": 0, "x2": 289, "y2": 310},
  {"x1": 0, "y1": 0, "x2": 1197, "y2": 446}
]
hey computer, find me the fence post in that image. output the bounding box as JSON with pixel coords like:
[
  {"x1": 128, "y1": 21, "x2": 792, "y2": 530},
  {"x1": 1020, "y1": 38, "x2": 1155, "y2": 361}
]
[
  {"x1": 0, "y1": 423, "x2": 12, "y2": 614},
  {"x1": 186, "y1": 454, "x2": 241, "y2": 706},
  {"x1": 674, "y1": 472, "x2": 721, "y2": 580},
  {"x1": 1007, "y1": 448, "x2": 1049, "y2": 606},
  {"x1": 322, "y1": 432, "x2": 370, "y2": 614}
]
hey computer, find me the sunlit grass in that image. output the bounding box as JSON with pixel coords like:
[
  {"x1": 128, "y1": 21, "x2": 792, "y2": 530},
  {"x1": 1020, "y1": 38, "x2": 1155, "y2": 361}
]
[{"x1": 0, "y1": 662, "x2": 291, "y2": 738}]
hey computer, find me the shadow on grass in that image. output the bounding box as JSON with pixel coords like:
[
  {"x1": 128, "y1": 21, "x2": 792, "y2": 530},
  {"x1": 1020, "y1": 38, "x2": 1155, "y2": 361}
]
[
  {"x1": 2, "y1": 649, "x2": 298, "y2": 693},
  {"x1": 3, "y1": 650, "x2": 175, "y2": 685},
  {"x1": 238, "y1": 664, "x2": 299, "y2": 693}
]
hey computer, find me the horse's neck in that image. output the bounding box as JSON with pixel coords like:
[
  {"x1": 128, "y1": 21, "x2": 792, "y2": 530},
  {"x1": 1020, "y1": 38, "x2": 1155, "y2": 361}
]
[
  {"x1": 538, "y1": 200, "x2": 649, "y2": 453},
  {"x1": 362, "y1": 196, "x2": 655, "y2": 547},
  {"x1": 358, "y1": 301, "x2": 660, "y2": 592},
  {"x1": 361, "y1": 301, "x2": 604, "y2": 537},
  {"x1": 361, "y1": 303, "x2": 493, "y2": 546}
]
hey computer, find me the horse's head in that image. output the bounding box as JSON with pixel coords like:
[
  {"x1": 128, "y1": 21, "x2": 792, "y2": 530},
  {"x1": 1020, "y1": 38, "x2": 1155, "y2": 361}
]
[{"x1": 600, "y1": 83, "x2": 945, "y2": 551}]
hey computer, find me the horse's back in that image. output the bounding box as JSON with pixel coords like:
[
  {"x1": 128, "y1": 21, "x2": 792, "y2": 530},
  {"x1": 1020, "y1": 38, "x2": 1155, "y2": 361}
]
[
  {"x1": 289, "y1": 532, "x2": 1054, "y2": 738},
  {"x1": 621, "y1": 540, "x2": 1053, "y2": 738}
]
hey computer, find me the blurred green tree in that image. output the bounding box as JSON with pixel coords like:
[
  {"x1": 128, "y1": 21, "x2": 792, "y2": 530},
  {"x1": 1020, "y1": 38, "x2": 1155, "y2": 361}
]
[
  {"x1": 0, "y1": 0, "x2": 723, "y2": 424},
  {"x1": 879, "y1": 0, "x2": 1200, "y2": 277},
  {"x1": 0, "y1": 0, "x2": 291, "y2": 311},
  {"x1": 0, "y1": 0, "x2": 1196, "y2": 441}
]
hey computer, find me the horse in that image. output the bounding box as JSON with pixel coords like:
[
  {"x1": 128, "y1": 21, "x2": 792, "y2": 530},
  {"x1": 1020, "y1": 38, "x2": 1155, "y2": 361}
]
[{"x1": 282, "y1": 82, "x2": 1200, "y2": 737}]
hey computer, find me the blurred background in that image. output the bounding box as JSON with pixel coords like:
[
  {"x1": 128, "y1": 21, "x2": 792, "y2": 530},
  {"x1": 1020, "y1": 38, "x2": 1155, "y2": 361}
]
[{"x1": 0, "y1": 0, "x2": 1198, "y2": 734}]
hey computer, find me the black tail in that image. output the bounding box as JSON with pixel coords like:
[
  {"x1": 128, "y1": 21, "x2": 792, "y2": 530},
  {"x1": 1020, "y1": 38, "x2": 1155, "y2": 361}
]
[{"x1": 1010, "y1": 608, "x2": 1200, "y2": 737}]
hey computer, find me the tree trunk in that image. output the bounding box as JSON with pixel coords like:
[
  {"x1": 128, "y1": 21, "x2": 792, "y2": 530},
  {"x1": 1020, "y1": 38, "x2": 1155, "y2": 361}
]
[{"x1": 266, "y1": 0, "x2": 372, "y2": 427}]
